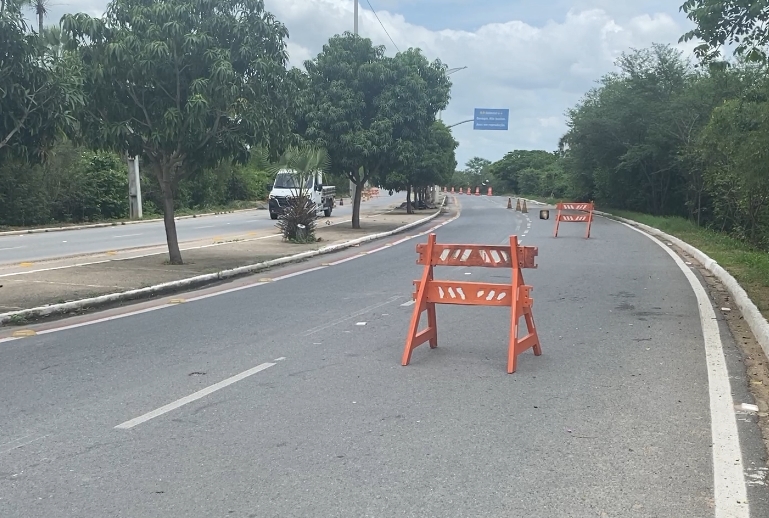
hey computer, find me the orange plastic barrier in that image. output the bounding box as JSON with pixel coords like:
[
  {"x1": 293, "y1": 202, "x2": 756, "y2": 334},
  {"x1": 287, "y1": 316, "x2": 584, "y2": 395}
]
[
  {"x1": 451, "y1": 187, "x2": 455, "y2": 193},
  {"x1": 402, "y1": 233, "x2": 542, "y2": 374},
  {"x1": 553, "y1": 202, "x2": 594, "y2": 238},
  {"x1": 488, "y1": 187, "x2": 493, "y2": 196},
  {"x1": 475, "y1": 187, "x2": 480, "y2": 195}
]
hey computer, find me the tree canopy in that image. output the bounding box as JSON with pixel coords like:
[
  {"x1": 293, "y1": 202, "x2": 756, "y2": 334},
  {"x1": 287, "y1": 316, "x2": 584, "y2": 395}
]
[
  {"x1": 681, "y1": 0, "x2": 769, "y2": 63},
  {"x1": 61, "y1": 0, "x2": 294, "y2": 263},
  {"x1": 301, "y1": 33, "x2": 451, "y2": 228},
  {"x1": 0, "y1": 4, "x2": 82, "y2": 165}
]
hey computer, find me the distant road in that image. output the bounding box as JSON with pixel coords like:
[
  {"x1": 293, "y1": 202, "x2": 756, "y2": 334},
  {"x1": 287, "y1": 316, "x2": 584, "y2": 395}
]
[{"x1": 0, "y1": 194, "x2": 400, "y2": 264}]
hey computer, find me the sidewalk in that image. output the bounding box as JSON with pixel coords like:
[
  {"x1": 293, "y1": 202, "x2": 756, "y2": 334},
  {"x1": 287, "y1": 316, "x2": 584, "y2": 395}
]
[{"x1": 0, "y1": 202, "x2": 445, "y2": 319}]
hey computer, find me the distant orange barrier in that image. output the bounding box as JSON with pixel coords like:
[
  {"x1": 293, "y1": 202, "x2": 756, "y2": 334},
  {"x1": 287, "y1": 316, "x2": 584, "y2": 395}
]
[
  {"x1": 488, "y1": 187, "x2": 492, "y2": 196},
  {"x1": 553, "y1": 202, "x2": 594, "y2": 238},
  {"x1": 402, "y1": 233, "x2": 542, "y2": 374}
]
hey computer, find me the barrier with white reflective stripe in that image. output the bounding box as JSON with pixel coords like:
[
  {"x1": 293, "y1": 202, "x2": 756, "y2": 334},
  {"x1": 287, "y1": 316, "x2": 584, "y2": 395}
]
[{"x1": 553, "y1": 202, "x2": 594, "y2": 238}]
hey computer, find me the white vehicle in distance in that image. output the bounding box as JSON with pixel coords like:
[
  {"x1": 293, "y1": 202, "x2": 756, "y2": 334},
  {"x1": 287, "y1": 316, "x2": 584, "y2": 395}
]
[{"x1": 268, "y1": 169, "x2": 336, "y2": 220}]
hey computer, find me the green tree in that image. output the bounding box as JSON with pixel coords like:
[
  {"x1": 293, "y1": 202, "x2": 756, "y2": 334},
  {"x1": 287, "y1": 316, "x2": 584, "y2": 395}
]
[
  {"x1": 681, "y1": 0, "x2": 769, "y2": 63},
  {"x1": 0, "y1": 3, "x2": 82, "y2": 165},
  {"x1": 488, "y1": 150, "x2": 558, "y2": 193},
  {"x1": 301, "y1": 34, "x2": 450, "y2": 228},
  {"x1": 696, "y1": 94, "x2": 769, "y2": 247},
  {"x1": 62, "y1": 0, "x2": 293, "y2": 264},
  {"x1": 464, "y1": 157, "x2": 491, "y2": 177},
  {"x1": 559, "y1": 44, "x2": 692, "y2": 214},
  {"x1": 382, "y1": 120, "x2": 457, "y2": 213}
]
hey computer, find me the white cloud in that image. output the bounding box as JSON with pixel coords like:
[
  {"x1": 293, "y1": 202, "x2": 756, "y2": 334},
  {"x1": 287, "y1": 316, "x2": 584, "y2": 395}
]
[
  {"x1": 263, "y1": 0, "x2": 697, "y2": 166},
  {"x1": 38, "y1": 0, "x2": 698, "y2": 167}
]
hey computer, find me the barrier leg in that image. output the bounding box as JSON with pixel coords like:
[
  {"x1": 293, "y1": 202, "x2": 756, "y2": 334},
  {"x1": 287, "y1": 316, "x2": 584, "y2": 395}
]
[
  {"x1": 403, "y1": 235, "x2": 438, "y2": 366},
  {"x1": 553, "y1": 211, "x2": 561, "y2": 237},
  {"x1": 507, "y1": 237, "x2": 542, "y2": 373},
  {"x1": 585, "y1": 212, "x2": 592, "y2": 239},
  {"x1": 508, "y1": 236, "x2": 522, "y2": 374}
]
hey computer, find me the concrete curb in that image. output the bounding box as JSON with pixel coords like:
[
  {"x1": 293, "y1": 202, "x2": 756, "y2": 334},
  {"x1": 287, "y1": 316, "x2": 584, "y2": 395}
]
[
  {"x1": 593, "y1": 209, "x2": 769, "y2": 363},
  {"x1": 0, "y1": 206, "x2": 266, "y2": 237},
  {"x1": 0, "y1": 196, "x2": 448, "y2": 326}
]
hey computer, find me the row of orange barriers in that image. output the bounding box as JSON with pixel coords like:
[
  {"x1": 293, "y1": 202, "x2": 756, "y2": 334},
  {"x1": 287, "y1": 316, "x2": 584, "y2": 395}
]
[
  {"x1": 442, "y1": 186, "x2": 493, "y2": 196},
  {"x1": 400, "y1": 200, "x2": 595, "y2": 374}
]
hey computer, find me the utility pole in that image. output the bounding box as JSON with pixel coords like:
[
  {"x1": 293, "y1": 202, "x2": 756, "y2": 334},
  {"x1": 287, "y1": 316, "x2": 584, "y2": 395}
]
[
  {"x1": 126, "y1": 155, "x2": 143, "y2": 219},
  {"x1": 350, "y1": 0, "x2": 359, "y2": 204}
]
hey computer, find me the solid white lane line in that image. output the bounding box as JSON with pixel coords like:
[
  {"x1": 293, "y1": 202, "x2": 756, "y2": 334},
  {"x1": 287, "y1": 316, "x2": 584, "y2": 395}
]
[
  {"x1": 327, "y1": 255, "x2": 365, "y2": 266},
  {"x1": 400, "y1": 300, "x2": 415, "y2": 307},
  {"x1": 619, "y1": 221, "x2": 749, "y2": 518},
  {"x1": 0, "y1": 246, "x2": 25, "y2": 251},
  {"x1": 272, "y1": 266, "x2": 327, "y2": 281},
  {"x1": 112, "y1": 233, "x2": 143, "y2": 238},
  {"x1": 185, "y1": 282, "x2": 270, "y2": 302},
  {"x1": 115, "y1": 361, "x2": 277, "y2": 430},
  {"x1": 194, "y1": 225, "x2": 216, "y2": 229}
]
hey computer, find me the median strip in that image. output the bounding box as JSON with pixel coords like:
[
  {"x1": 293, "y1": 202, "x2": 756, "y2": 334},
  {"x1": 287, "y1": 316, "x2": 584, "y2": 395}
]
[{"x1": 0, "y1": 197, "x2": 449, "y2": 327}]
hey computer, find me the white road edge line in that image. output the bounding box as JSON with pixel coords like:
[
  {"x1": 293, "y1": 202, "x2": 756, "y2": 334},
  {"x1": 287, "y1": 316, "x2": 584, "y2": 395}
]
[
  {"x1": 618, "y1": 220, "x2": 749, "y2": 518},
  {"x1": 115, "y1": 362, "x2": 277, "y2": 430}
]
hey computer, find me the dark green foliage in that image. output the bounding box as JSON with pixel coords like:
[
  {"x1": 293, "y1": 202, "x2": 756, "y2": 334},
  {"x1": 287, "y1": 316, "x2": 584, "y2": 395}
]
[
  {"x1": 480, "y1": 42, "x2": 769, "y2": 251},
  {"x1": 62, "y1": 0, "x2": 293, "y2": 263},
  {"x1": 300, "y1": 33, "x2": 451, "y2": 227},
  {"x1": 0, "y1": 4, "x2": 83, "y2": 165},
  {"x1": 276, "y1": 195, "x2": 317, "y2": 243}
]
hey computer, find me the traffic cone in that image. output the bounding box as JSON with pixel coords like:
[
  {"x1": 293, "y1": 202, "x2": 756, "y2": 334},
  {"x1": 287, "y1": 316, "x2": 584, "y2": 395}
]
[
  {"x1": 507, "y1": 197, "x2": 512, "y2": 209},
  {"x1": 515, "y1": 199, "x2": 521, "y2": 211},
  {"x1": 522, "y1": 200, "x2": 528, "y2": 213}
]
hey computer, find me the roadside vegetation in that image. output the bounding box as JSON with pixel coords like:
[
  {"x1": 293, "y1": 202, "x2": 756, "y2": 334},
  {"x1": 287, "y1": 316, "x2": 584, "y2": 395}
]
[
  {"x1": 1, "y1": 0, "x2": 457, "y2": 263},
  {"x1": 439, "y1": 1, "x2": 769, "y2": 317}
]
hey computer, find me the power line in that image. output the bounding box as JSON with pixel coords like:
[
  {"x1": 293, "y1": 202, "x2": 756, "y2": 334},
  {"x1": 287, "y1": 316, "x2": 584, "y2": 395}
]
[{"x1": 365, "y1": 0, "x2": 400, "y2": 53}]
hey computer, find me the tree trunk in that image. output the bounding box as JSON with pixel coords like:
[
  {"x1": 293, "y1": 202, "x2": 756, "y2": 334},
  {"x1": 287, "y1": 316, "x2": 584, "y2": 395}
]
[
  {"x1": 351, "y1": 171, "x2": 363, "y2": 229},
  {"x1": 160, "y1": 178, "x2": 183, "y2": 265},
  {"x1": 406, "y1": 186, "x2": 413, "y2": 214}
]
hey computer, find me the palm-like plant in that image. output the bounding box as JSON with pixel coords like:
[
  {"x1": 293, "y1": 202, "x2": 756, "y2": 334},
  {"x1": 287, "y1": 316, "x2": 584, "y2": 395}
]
[{"x1": 260, "y1": 145, "x2": 331, "y2": 242}]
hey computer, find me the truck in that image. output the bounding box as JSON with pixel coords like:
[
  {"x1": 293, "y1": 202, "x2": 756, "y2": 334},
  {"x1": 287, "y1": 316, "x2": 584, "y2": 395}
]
[{"x1": 268, "y1": 169, "x2": 336, "y2": 220}]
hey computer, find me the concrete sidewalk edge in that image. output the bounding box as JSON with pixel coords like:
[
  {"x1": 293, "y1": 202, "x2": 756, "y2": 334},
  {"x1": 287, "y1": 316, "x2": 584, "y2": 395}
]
[
  {"x1": 593, "y1": 209, "x2": 769, "y2": 366},
  {"x1": 0, "y1": 196, "x2": 448, "y2": 326}
]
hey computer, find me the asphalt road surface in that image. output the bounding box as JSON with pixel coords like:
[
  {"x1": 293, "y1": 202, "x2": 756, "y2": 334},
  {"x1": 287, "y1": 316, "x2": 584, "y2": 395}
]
[
  {"x1": 1, "y1": 195, "x2": 767, "y2": 517},
  {"x1": 0, "y1": 194, "x2": 399, "y2": 264}
]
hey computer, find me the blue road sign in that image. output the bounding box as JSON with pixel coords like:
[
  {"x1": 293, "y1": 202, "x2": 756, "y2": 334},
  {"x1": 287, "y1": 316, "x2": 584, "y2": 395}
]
[{"x1": 473, "y1": 108, "x2": 509, "y2": 130}]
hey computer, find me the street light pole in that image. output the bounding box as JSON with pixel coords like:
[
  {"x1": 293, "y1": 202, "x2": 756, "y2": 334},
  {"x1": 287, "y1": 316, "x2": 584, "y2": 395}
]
[
  {"x1": 439, "y1": 66, "x2": 467, "y2": 121},
  {"x1": 354, "y1": 0, "x2": 358, "y2": 34},
  {"x1": 446, "y1": 118, "x2": 474, "y2": 129}
]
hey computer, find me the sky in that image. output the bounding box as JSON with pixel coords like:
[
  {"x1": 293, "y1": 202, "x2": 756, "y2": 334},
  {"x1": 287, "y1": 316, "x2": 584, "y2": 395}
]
[{"x1": 35, "y1": 0, "x2": 701, "y2": 168}]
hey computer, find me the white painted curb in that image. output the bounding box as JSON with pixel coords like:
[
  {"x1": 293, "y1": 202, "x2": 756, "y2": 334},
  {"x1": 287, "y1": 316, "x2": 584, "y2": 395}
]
[
  {"x1": 0, "y1": 206, "x2": 268, "y2": 237},
  {"x1": 0, "y1": 196, "x2": 447, "y2": 325},
  {"x1": 594, "y1": 209, "x2": 769, "y2": 362}
]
